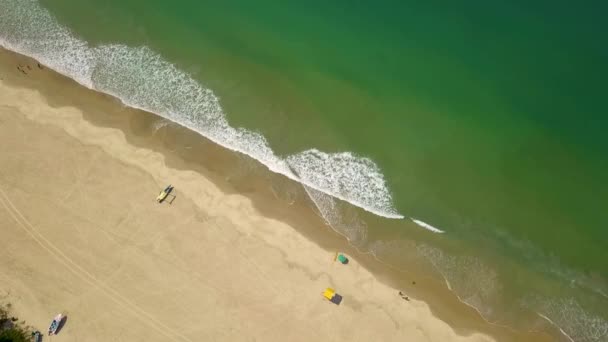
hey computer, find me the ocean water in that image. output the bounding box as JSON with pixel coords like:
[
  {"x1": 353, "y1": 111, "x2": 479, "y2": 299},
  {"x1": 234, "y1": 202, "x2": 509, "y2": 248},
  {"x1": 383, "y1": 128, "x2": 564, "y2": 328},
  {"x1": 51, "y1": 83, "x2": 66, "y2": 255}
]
[{"x1": 1, "y1": 0, "x2": 607, "y2": 340}]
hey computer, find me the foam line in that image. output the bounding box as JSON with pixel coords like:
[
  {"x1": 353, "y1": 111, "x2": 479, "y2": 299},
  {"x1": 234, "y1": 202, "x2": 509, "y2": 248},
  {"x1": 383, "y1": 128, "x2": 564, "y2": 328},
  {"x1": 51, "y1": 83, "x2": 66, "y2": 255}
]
[
  {"x1": 411, "y1": 219, "x2": 445, "y2": 233},
  {"x1": 0, "y1": 0, "x2": 404, "y2": 220},
  {"x1": 536, "y1": 313, "x2": 575, "y2": 342}
]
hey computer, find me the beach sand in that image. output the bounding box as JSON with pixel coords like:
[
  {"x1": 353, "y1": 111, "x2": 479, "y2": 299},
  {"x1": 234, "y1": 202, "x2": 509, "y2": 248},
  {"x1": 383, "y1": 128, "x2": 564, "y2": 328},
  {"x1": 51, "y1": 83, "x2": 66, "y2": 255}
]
[{"x1": 0, "y1": 49, "x2": 550, "y2": 341}]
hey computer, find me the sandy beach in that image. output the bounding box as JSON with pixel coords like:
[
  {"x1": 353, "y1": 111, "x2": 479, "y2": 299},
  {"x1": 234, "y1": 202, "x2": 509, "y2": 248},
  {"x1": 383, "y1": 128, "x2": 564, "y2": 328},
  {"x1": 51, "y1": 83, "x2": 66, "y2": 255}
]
[{"x1": 0, "y1": 48, "x2": 552, "y2": 341}]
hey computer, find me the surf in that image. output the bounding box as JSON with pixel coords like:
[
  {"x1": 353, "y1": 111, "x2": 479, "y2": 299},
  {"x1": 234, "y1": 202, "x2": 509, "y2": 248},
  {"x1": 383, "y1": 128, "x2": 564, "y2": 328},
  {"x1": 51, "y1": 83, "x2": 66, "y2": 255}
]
[
  {"x1": 0, "y1": 0, "x2": 404, "y2": 220},
  {"x1": 411, "y1": 219, "x2": 445, "y2": 233}
]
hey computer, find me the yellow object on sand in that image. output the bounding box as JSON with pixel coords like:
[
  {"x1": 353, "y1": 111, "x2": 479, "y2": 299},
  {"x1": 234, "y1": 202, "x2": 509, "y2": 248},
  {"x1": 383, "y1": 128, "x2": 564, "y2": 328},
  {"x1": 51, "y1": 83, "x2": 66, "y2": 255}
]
[
  {"x1": 323, "y1": 288, "x2": 336, "y2": 301},
  {"x1": 156, "y1": 185, "x2": 173, "y2": 203},
  {"x1": 156, "y1": 191, "x2": 169, "y2": 202}
]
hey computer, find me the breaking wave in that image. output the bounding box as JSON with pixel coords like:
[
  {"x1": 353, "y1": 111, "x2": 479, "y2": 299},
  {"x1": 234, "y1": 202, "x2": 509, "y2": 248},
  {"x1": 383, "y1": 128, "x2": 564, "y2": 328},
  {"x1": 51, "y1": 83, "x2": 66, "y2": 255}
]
[
  {"x1": 411, "y1": 218, "x2": 445, "y2": 233},
  {"x1": 0, "y1": 0, "x2": 403, "y2": 219}
]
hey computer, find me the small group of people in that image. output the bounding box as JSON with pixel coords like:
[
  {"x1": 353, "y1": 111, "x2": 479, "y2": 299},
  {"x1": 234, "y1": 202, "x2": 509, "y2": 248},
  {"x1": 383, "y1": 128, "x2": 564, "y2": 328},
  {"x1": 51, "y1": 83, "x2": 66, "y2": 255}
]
[
  {"x1": 16, "y1": 63, "x2": 42, "y2": 75},
  {"x1": 16, "y1": 64, "x2": 29, "y2": 74},
  {"x1": 399, "y1": 281, "x2": 416, "y2": 301}
]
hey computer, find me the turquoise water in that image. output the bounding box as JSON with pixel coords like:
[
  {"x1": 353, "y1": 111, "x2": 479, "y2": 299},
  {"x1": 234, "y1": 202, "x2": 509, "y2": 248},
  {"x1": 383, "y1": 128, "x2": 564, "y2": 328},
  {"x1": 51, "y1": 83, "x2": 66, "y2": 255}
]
[{"x1": 1, "y1": 0, "x2": 607, "y2": 340}]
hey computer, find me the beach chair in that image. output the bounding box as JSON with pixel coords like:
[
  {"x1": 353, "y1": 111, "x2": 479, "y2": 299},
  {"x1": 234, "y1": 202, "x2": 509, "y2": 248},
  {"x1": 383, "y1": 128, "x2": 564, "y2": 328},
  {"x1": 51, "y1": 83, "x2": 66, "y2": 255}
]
[{"x1": 156, "y1": 185, "x2": 174, "y2": 203}]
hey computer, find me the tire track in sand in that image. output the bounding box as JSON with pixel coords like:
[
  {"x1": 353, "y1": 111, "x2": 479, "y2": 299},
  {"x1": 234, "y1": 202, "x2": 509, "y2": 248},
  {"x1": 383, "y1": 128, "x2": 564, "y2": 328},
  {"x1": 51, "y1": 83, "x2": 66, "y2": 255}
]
[{"x1": 0, "y1": 185, "x2": 193, "y2": 342}]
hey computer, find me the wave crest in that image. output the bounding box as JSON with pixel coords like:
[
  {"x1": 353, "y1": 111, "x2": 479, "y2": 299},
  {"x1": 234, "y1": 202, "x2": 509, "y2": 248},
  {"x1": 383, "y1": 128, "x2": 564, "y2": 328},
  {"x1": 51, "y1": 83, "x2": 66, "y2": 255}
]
[
  {"x1": 0, "y1": 0, "x2": 402, "y2": 219},
  {"x1": 411, "y1": 219, "x2": 445, "y2": 233}
]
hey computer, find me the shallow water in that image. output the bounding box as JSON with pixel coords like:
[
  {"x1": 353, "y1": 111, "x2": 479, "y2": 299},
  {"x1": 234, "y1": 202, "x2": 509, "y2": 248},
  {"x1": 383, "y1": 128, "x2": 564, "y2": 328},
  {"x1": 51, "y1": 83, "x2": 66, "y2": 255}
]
[{"x1": 1, "y1": 0, "x2": 607, "y2": 340}]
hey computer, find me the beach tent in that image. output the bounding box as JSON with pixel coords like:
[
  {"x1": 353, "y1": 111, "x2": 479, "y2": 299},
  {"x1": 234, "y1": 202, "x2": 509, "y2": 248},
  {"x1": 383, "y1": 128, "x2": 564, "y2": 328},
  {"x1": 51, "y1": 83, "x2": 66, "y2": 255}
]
[
  {"x1": 323, "y1": 288, "x2": 336, "y2": 301},
  {"x1": 322, "y1": 288, "x2": 343, "y2": 305},
  {"x1": 330, "y1": 293, "x2": 343, "y2": 305}
]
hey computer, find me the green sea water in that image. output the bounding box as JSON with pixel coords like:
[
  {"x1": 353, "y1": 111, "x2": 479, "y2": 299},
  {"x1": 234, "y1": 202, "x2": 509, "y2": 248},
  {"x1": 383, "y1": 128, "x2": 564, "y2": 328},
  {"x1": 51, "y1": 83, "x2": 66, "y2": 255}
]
[{"x1": 3, "y1": 0, "x2": 607, "y2": 340}]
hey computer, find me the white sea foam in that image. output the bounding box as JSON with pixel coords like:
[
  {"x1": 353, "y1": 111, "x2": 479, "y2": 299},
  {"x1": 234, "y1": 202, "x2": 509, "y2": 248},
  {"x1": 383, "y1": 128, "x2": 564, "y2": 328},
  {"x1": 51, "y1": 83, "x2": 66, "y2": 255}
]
[
  {"x1": 411, "y1": 218, "x2": 445, "y2": 233},
  {"x1": 537, "y1": 313, "x2": 575, "y2": 342},
  {"x1": 530, "y1": 297, "x2": 608, "y2": 342},
  {"x1": 288, "y1": 150, "x2": 403, "y2": 218},
  {"x1": 0, "y1": 0, "x2": 403, "y2": 220},
  {"x1": 303, "y1": 184, "x2": 368, "y2": 245},
  {"x1": 416, "y1": 244, "x2": 502, "y2": 319}
]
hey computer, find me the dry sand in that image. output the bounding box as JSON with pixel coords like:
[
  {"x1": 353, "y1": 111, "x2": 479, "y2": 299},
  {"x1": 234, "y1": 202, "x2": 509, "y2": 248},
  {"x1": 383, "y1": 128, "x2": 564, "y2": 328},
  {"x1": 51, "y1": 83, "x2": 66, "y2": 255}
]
[{"x1": 0, "y1": 51, "x2": 504, "y2": 341}]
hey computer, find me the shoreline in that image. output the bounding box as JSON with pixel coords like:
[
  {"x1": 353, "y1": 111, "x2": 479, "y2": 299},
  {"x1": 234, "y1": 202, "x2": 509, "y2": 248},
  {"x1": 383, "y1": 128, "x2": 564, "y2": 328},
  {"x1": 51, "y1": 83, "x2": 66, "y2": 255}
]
[{"x1": 0, "y1": 47, "x2": 553, "y2": 341}]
